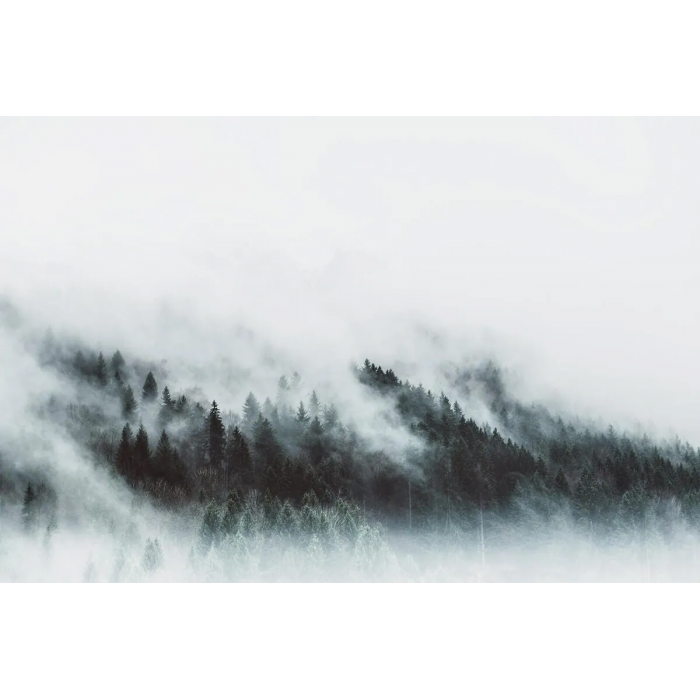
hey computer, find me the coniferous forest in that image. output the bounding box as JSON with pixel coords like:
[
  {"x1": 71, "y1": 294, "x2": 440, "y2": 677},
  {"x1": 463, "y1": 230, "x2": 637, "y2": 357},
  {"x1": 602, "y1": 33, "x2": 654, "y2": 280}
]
[{"x1": 3, "y1": 322, "x2": 700, "y2": 582}]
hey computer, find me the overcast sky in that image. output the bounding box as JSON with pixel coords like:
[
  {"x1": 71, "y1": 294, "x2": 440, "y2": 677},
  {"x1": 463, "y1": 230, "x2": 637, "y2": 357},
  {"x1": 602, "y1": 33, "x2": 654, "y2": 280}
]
[{"x1": 1, "y1": 118, "x2": 698, "y2": 442}]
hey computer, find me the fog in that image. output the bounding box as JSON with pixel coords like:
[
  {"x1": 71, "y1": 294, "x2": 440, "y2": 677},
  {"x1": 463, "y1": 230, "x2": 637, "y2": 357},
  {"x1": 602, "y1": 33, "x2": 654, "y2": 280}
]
[{"x1": 1, "y1": 118, "x2": 699, "y2": 581}]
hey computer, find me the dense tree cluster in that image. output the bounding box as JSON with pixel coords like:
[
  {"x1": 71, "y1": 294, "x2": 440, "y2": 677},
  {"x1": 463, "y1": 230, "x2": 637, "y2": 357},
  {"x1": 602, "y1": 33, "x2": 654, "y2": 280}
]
[{"x1": 11, "y1": 336, "x2": 700, "y2": 550}]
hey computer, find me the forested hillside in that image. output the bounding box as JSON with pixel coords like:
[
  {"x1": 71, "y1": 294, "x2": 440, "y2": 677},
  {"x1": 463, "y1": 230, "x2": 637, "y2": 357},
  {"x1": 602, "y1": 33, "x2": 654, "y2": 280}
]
[{"x1": 3, "y1": 327, "x2": 700, "y2": 581}]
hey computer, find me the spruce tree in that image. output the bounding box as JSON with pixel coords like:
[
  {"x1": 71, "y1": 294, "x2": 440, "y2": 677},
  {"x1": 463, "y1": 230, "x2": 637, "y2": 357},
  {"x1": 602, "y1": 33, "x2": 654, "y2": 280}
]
[
  {"x1": 116, "y1": 423, "x2": 134, "y2": 480},
  {"x1": 95, "y1": 352, "x2": 108, "y2": 386},
  {"x1": 207, "y1": 401, "x2": 226, "y2": 469},
  {"x1": 133, "y1": 424, "x2": 151, "y2": 478},
  {"x1": 309, "y1": 390, "x2": 321, "y2": 418},
  {"x1": 226, "y1": 426, "x2": 251, "y2": 485},
  {"x1": 121, "y1": 385, "x2": 137, "y2": 419},
  {"x1": 154, "y1": 430, "x2": 173, "y2": 479},
  {"x1": 111, "y1": 350, "x2": 125, "y2": 373},
  {"x1": 142, "y1": 371, "x2": 158, "y2": 403},
  {"x1": 296, "y1": 401, "x2": 310, "y2": 425},
  {"x1": 242, "y1": 392, "x2": 261, "y2": 431},
  {"x1": 322, "y1": 403, "x2": 339, "y2": 429},
  {"x1": 159, "y1": 387, "x2": 175, "y2": 423}
]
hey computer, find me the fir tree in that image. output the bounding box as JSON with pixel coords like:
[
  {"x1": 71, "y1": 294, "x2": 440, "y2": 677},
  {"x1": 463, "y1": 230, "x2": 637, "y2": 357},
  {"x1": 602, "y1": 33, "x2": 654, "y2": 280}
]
[
  {"x1": 242, "y1": 392, "x2": 261, "y2": 431},
  {"x1": 133, "y1": 424, "x2": 151, "y2": 478},
  {"x1": 207, "y1": 401, "x2": 226, "y2": 469},
  {"x1": 159, "y1": 386, "x2": 175, "y2": 423},
  {"x1": 322, "y1": 403, "x2": 339, "y2": 429},
  {"x1": 116, "y1": 423, "x2": 134, "y2": 480},
  {"x1": 296, "y1": 401, "x2": 310, "y2": 425},
  {"x1": 95, "y1": 352, "x2": 108, "y2": 386},
  {"x1": 226, "y1": 426, "x2": 251, "y2": 484},
  {"x1": 142, "y1": 371, "x2": 158, "y2": 403},
  {"x1": 111, "y1": 350, "x2": 125, "y2": 373},
  {"x1": 197, "y1": 502, "x2": 221, "y2": 556},
  {"x1": 153, "y1": 430, "x2": 173, "y2": 479},
  {"x1": 121, "y1": 385, "x2": 137, "y2": 419},
  {"x1": 309, "y1": 390, "x2": 321, "y2": 418}
]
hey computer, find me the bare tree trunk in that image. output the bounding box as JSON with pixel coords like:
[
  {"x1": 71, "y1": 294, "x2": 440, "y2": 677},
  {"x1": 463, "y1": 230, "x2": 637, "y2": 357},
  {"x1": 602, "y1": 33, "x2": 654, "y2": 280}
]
[{"x1": 408, "y1": 478, "x2": 412, "y2": 531}]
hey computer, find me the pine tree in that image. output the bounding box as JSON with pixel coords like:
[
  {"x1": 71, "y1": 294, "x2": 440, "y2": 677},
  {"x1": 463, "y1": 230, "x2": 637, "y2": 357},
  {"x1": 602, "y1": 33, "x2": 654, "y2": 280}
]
[
  {"x1": 153, "y1": 430, "x2": 173, "y2": 479},
  {"x1": 296, "y1": 401, "x2": 310, "y2": 425},
  {"x1": 121, "y1": 385, "x2": 137, "y2": 419},
  {"x1": 95, "y1": 352, "x2": 108, "y2": 386},
  {"x1": 554, "y1": 468, "x2": 571, "y2": 497},
  {"x1": 111, "y1": 350, "x2": 125, "y2": 373},
  {"x1": 226, "y1": 426, "x2": 251, "y2": 486},
  {"x1": 176, "y1": 395, "x2": 188, "y2": 414},
  {"x1": 116, "y1": 423, "x2": 134, "y2": 480},
  {"x1": 309, "y1": 390, "x2": 321, "y2": 418},
  {"x1": 242, "y1": 392, "x2": 261, "y2": 431},
  {"x1": 253, "y1": 415, "x2": 280, "y2": 466},
  {"x1": 133, "y1": 424, "x2": 151, "y2": 479},
  {"x1": 207, "y1": 401, "x2": 226, "y2": 469},
  {"x1": 142, "y1": 371, "x2": 158, "y2": 403},
  {"x1": 159, "y1": 386, "x2": 175, "y2": 423},
  {"x1": 197, "y1": 502, "x2": 221, "y2": 556},
  {"x1": 322, "y1": 403, "x2": 339, "y2": 429}
]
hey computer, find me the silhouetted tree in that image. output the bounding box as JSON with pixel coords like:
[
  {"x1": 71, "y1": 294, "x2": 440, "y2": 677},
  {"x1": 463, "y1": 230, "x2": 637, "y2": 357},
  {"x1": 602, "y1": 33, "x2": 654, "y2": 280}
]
[
  {"x1": 207, "y1": 401, "x2": 226, "y2": 469},
  {"x1": 95, "y1": 352, "x2": 108, "y2": 386},
  {"x1": 142, "y1": 371, "x2": 158, "y2": 403},
  {"x1": 116, "y1": 423, "x2": 134, "y2": 481},
  {"x1": 242, "y1": 392, "x2": 261, "y2": 431},
  {"x1": 122, "y1": 385, "x2": 137, "y2": 419},
  {"x1": 133, "y1": 424, "x2": 151, "y2": 479}
]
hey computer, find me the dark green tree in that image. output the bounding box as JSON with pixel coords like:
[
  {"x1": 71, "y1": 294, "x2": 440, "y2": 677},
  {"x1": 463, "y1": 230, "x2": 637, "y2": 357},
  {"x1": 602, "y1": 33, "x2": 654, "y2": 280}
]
[
  {"x1": 121, "y1": 385, "x2": 137, "y2": 419},
  {"x1": 242, "y1": 392, "x2": 261, "y2": 431},
  {"x1": 153, "y1": 430, "x2": 173, "y2": 479},
  {"x1": 207, "y1": 401, "x2": 226, "y2": 469},
  {"x1": 309, "y1": 390, "x2": 321, "y2": 418},
  {"x1": 197, "y1": 502, "x2": 221, "y2": 556},
  {"x1": 142, "y1": 371, "x2": 158, "y2": 403},
  {"x1": 133, "y1": 424, "x2": 151, "y2": 478},
  {"x1": 95, "y1": 352, "x2": 108, "y2": 386},
  {"x1": 116, "y1": 423, "x2": 134, "y2": 481},
  {"x1": 296, "y1": 401, "x2": 310, "y2": 425},
  {"x1": 111, "y1": 350, "x2": 125, "y2": 373},
  {"x1": 159, "y1": 386, "x2": 176, "y2": 423},
  {"x1": 226, "y1": 426, "x2": 251, "y2": 487}
]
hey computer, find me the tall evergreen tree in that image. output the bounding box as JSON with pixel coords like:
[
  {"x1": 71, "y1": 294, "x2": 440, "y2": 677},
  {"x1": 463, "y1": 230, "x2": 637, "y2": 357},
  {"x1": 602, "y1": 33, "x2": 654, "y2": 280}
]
[
  {"x1": 296, "y1": 401, "x2": 310, "y2": 425},
  {"x1": 159, "y1": 386, "x2": 176, "y2": 423},
  {"x1": 116, "y1": 423, "x2": 134, "y2": 481},
  {"x1": 142, "y1": 371, "x2": 158, "y2": 403},
  {"x1": 226, "y1": 426, "x2": 251, "y2": 485},
  {"x1": 242, "y1": 392, "x2": 261, "y2": 431},
  {"x1": 309, "y1": 390, "x2": 321, "y2": 418},
  {"x1": 95, "y1": 352, "x2": 108, "y2": 386},
  {"x1": 121, "y1": 385, "x2": 137, "y2": 419},
  {"x1": 133, "y1": 424, "x2": 151, "y2": 479},
  {"x1": 207, "y1": 401, "x2": 226, "y2": 469},
  {"x1": 153, "y1": 430, "x2": 173, "y2": 479},
  {"x1": 111, "y1": 350, "x2": 125, "y2": 373}
]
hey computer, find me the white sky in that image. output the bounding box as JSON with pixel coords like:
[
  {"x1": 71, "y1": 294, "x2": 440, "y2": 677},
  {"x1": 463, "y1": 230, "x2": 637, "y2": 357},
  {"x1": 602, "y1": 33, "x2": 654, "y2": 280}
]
[{"x1": 1, "y1": 118, "x2": 699, "y2": 442}]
